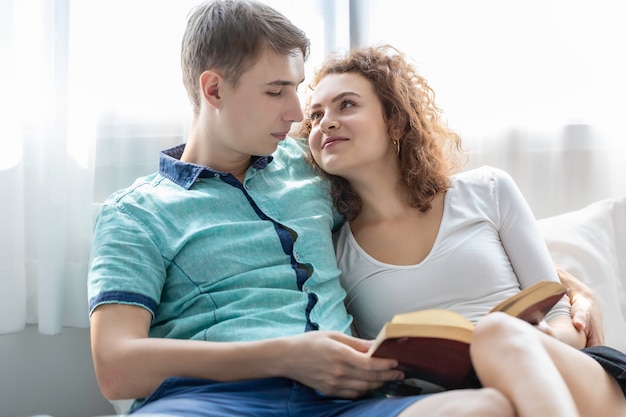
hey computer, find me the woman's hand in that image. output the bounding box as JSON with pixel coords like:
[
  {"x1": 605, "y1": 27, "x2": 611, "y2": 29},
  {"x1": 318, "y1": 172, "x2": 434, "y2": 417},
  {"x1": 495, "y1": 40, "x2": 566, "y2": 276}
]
[
  {"x1": 535, "y1": 316, "x2": 586, "y2": 349},
  {"x1": 556, "y1": 265, "x2": 605, "y2": 347}
]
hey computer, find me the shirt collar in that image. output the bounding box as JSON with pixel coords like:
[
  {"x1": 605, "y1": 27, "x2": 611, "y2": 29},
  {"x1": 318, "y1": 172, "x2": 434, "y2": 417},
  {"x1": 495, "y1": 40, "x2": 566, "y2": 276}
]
[{"x1": 159, "y1": 144, "x2": 274, "y2": 189}]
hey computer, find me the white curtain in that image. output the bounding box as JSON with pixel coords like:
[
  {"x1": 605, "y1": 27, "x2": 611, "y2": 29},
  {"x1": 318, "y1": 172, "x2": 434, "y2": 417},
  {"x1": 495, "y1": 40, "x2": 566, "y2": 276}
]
[
  {"x1": 1, "y1": 0, "x2": 624, "y2": 335},
  {"x1": 1, "y1": 0, "x2": 98, "y2": 334}
]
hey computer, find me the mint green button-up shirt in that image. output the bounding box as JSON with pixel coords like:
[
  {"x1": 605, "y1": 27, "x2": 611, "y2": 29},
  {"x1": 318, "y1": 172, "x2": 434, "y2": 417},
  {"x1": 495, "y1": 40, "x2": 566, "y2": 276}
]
[{"x1": 88, "y1": 138, "x2": 351, "y2": 342}]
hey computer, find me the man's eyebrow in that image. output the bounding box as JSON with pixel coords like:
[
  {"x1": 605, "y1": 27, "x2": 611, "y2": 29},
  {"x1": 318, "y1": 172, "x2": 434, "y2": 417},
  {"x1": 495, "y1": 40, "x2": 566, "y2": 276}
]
[
  {"x1": 266, "y1": 78, "x2": 306, "y2": 87},
  {"x1": 310, "y1": 91, "x2": 360, "y2": 109}
]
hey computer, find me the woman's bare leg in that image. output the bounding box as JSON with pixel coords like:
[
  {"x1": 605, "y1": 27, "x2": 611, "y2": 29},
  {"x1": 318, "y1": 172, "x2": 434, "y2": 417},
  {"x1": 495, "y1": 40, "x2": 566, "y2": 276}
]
[
  {"x1": 472, "y1": 312, "x2": 626, "y2": 417},
  {"x1": 397, "y1": 387, "x2": 515, "y2": 417}
]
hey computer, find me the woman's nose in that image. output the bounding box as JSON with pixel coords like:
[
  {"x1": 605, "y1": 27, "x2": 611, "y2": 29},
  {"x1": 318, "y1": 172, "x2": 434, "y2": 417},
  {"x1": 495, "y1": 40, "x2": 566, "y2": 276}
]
[{"x1": 320, "y1": 116, "x2": 339, "y2": 133}]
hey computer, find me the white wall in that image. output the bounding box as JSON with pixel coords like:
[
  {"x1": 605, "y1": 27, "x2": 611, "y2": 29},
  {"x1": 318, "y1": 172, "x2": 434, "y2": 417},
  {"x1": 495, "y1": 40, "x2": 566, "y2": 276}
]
[{"x1": 0, "y1": 325, "x2": 114, "y2": 417}]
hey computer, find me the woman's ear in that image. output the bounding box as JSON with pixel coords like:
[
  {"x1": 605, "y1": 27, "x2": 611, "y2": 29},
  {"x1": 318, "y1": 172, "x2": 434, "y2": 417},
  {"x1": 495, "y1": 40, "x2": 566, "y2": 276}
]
[
  {"x1": 200, "y1": 70, "x2": 221, "y2": 106},
  {"x1": 388, "y1": 112, "x2": 408, "y2": 143}
]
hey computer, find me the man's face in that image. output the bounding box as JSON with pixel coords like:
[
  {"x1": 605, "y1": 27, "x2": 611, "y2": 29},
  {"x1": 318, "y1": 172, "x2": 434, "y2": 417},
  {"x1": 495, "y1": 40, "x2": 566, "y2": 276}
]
[{"x1": 216, "y1": 48, "x2": 305, "y2": 157}]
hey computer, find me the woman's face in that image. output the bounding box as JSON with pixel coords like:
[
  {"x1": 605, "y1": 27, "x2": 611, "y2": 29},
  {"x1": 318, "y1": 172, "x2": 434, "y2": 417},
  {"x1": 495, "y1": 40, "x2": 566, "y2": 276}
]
[{"x1": 307, "y1": 72, "x2": 394, "y2": 179}]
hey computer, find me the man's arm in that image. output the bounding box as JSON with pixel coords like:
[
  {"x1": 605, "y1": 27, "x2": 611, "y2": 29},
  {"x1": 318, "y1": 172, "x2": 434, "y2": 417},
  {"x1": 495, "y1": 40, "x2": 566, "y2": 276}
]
[
  {"x1": 90, "y1": 304, "x2": 404, "y2": 400},
  {"x1": 555, "y1": 266, "x2": 605, "y2": 347}
]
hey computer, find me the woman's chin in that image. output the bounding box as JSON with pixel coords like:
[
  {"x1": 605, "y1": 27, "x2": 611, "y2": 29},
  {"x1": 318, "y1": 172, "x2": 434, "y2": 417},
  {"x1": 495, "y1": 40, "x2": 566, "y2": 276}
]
[
  {"x1": 318, "y1": 157, "x2": 349, "y2": 176},
  {"x1": 319, "y1": 163, "x2": 346, "y2": 177}
]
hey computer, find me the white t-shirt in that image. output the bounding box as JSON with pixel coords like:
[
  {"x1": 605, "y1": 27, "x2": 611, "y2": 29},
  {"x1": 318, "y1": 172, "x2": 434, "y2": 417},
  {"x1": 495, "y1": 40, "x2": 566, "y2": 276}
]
[{"x1": 336, "y1": 166, "x2": 570, "y2": 339}]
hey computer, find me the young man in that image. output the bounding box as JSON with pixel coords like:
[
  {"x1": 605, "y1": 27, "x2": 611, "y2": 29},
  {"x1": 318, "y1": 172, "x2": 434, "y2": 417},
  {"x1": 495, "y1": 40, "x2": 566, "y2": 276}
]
[{"x1": 87, "y1": 1, "x2": 601, "y2": 416}]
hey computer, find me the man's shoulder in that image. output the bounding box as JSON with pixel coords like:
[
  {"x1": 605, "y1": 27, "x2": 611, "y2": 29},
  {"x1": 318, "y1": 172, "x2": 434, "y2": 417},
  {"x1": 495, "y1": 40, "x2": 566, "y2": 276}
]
[
  {"x1": 264, "y1": 136, "x2": 316, "y2": 178},
  {"x1": 94, "y1": 171, "x2": 187, "y2": 240},
  {"x1": 102, "y1": 171, "x2": 166, "y2": 208},
  {"x1": 275, "y1": 136, "x2": 309, "y2": 159}
]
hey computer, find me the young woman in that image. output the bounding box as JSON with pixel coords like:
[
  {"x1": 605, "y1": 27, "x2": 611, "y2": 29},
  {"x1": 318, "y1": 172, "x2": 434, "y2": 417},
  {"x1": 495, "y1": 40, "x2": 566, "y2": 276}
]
[{"x1": 298, "y1": 44, "x2": 626, "y2": 417}]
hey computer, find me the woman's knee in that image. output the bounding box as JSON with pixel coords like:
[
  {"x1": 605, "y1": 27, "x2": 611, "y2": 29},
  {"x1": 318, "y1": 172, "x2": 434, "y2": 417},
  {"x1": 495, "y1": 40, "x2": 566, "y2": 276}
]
[
  {"x1": 473, "y1": 312, "x2": 533, "y2": 347},
  {"x1": 471, "y1": 312, "x2": 539, "y2": 369}
]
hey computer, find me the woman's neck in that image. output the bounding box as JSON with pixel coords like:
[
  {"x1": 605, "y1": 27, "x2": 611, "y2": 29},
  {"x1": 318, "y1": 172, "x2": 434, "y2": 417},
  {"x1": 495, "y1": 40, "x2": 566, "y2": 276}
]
[
  {"x1": 348, "y1": 165, "x2": 413, "y2": 226},
  {"x1": 347, "y1": 171, "x2": 446, "y2": 266}
]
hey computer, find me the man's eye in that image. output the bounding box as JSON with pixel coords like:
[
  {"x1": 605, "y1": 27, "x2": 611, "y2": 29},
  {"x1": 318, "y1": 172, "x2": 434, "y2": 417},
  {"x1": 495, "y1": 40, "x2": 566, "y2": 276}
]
[{"x1": 267, "y1": 91, "x2": 281, "y2": 97}]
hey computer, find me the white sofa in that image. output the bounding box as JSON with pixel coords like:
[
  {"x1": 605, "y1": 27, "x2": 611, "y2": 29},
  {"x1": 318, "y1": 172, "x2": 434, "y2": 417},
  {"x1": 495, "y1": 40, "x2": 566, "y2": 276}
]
[
  {"x1": 2, "y1": 197, "x2": 624, "y2": 417},
  {"x1": 538, "y1": 196, "x2": 626, "y2": 352}
]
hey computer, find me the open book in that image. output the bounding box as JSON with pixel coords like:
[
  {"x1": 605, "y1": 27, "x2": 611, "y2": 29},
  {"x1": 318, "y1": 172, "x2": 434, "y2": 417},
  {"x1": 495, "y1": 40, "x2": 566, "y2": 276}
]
[{"x1": 368, "y1": 280, "x2": 567, "y2": 394}]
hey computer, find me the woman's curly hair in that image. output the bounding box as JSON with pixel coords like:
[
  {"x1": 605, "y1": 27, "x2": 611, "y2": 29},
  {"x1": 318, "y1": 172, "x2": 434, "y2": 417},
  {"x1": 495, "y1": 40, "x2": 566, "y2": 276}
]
[{"x1": 295, "y1": 44, "x2": 466, "y2": 221}]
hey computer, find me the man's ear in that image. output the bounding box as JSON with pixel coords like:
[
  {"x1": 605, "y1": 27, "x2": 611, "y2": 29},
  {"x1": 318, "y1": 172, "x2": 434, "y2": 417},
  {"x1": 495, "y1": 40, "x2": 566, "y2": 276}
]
[{"x1": 200, "y1": 70, "x2": 222, "y2": 106}]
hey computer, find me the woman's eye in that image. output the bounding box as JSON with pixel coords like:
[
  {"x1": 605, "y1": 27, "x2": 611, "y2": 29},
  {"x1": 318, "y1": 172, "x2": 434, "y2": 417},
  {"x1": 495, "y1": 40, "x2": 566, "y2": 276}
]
[
  {"x1": 340, "y1": 100, "x2": 355, "y2": 109},
  {"x1": 309, "y1": 112, "x2": 322, "y2": 121}
]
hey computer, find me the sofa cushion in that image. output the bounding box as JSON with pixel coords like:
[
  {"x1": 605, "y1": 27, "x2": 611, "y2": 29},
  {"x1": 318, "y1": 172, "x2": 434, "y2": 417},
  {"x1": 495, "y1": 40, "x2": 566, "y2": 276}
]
[{"x1": 538, "y1": 197, "x2": 626, "y2": 351}]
